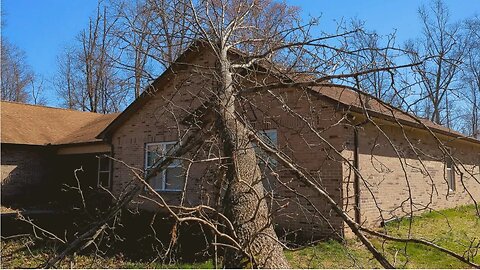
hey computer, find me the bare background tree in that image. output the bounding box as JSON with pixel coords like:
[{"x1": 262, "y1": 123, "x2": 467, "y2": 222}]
[
  {"x1": 54, "y1": 48, "x2": 82, "y2": 109},
  {"x1": 1, "y1": 40, "x2": 35, "y2": 103},
  {"x1": 1, "y1": 13, "x2": 47, "y2": 104},
  {"x1": 461, "y1": 15, "x2": 480, "y2": 138},
  {"x1": 109, "y1": 0, "x2": 155, "y2": 98},
  {"x1": 54, "y1": 2, "x2": 128, "y2": 113},
  {"x1": 2, "y1": 0, "x2": 479, "y2": 269},
  {"x1": 405, "y1": 0, "x2": 468, "y2": 128},
  {"x1": 341, "y1": 19, "x2": 408, "y2": 107},
  {"x1": 29, "y1": 76, "x2": 47, "y2": 105}
]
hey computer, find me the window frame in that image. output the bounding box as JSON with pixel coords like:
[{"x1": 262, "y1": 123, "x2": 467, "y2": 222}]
[
  {"x1": 145, "y1": 141, "x2": 184, "y2": 192},
  {"x1": 97, "y1": 155, "x2": 111, "y2": 188}
]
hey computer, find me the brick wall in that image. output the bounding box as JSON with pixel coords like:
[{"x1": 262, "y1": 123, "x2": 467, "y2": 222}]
[
  {"x1": 1, "y1": 144, "x2": 53, "y2": 206},
  {"x1": 109, "y1": 50, "x2": 217, "y2": 210},
  {"x1": 342, "y1": 118, "x2": 480, "y2": 229},
  {"x1": 108, "y1": 47, "x2": 480, "y2": 240},
  {"x1": 242, "y1": 89, "x2": 348, "y2": 239},
  {"x1": 108, "y1": 49, "x2": 351, "y2": 239}
]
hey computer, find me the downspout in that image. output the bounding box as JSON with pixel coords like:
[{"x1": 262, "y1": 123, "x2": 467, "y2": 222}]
[{"x1": 353, "y1": 127, "x2": 361, "y2": 224}]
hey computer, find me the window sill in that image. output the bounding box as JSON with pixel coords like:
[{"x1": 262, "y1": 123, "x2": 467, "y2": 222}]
[{"x1": 154, "y1": 189, "x2": 183, "y2": 193}]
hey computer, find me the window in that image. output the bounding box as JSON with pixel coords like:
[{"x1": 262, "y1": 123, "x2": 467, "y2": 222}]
[
  {"x1": 446, "y1": 148, "x2": 456, "y2": 191},
  {"x1": 254, "y1": 130, "x2": 278, "y2": 191},
  {"x1": 145, "y1": 142, "x2": 184, "y2": 191},
  {"x1": 255, "y1": 129, "x2": 278, "y2": 167},
  {"x1": 97, "y1": 155, "x2": 111, "y2": 188}
]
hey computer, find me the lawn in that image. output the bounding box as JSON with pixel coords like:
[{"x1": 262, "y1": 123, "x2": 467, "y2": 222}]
[
  {"x1": 0, "y1": 239, "x2": 214, "y2": 269},
  {"x1": 1, "y1": 205, "x2": 479, "y2": 268},
  {"x1": 286, "y1": 204, "x2": 480, "y2": 268}
]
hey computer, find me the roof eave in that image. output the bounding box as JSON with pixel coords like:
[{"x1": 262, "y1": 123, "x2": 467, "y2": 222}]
[{"x1": 347, "y1": 107, "x2": 480, "y2": 145}]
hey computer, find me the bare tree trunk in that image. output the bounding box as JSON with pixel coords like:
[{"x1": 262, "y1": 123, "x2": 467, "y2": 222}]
[{"x1": 216, "y1": 47, "x2": 289, "y2": 268}]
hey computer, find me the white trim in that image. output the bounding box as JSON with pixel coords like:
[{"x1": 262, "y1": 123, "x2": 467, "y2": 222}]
[
  {"x1": 97, "y1": 156, "x2": 111, "y2": 188},
  {"x1": 445, "y1": 147, "x2": 455, "y2": 192},
  {"x1": 145, "y1": 141, "x2": 183, "y2": 192}
]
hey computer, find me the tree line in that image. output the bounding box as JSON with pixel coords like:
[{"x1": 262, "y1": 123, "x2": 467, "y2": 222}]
[{"x1": 1, "y1": 0, "x2": 479, "y2": 135}]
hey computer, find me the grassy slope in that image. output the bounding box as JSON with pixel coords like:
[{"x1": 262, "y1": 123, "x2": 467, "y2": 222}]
[
  {"x1": 1, "y1": 205, "x2": 479, "y2": 268},
  {"x1": 287, "y1": 205, "x2": 480, "y2": 268}
]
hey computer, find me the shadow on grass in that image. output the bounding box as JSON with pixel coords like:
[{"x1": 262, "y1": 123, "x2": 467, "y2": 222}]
[{"x1": 1, "y1": 209, "x2": 215, "y2": 268}]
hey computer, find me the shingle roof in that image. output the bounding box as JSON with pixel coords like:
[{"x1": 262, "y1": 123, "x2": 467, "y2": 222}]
[
  {"x1": 1, "y1": 101, "x2": 119, "y2": 146},
  {"x1": 96, "y1": 42, "x2": 480, "y2": 146},
  {"x1": 313, "y1": 85, "x2": 480, "y2": 144}
]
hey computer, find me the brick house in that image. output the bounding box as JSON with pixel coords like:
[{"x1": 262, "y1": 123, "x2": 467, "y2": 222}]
[
  {"x1": 2, "y1": 44, "x2": 479, "y2": 238},
  {"x1": 1, "y1": 101, "x2": 118, "y2": 207}
]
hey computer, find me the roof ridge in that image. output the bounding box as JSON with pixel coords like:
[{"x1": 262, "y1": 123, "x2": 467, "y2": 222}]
[{"x1": 1, "y1": 100, "x2": 118, "y2": 116}]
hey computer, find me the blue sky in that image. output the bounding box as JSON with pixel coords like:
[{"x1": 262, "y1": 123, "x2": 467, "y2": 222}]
[{"x1": 2, "y1": 0, "x2": 480, "y2": 106}]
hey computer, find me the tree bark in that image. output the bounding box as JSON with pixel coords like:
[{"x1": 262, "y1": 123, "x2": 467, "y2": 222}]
[{"x1": 215, "y1": 46, "x2": 290, "y2": 268}]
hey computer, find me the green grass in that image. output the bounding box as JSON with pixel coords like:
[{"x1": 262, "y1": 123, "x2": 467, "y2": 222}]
[
  {"x1": 287, "y1": 204, "x2": 480, "y2": 268},
  {"x1": 0, "y1": 239, "x2": 214, "y2": 269},
  {"x1": 2, "y1": 205, "x2": 479, "y2": 268},
  {"x1": 120, "y1": 261, "x2": 214, "y2": 269}
]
